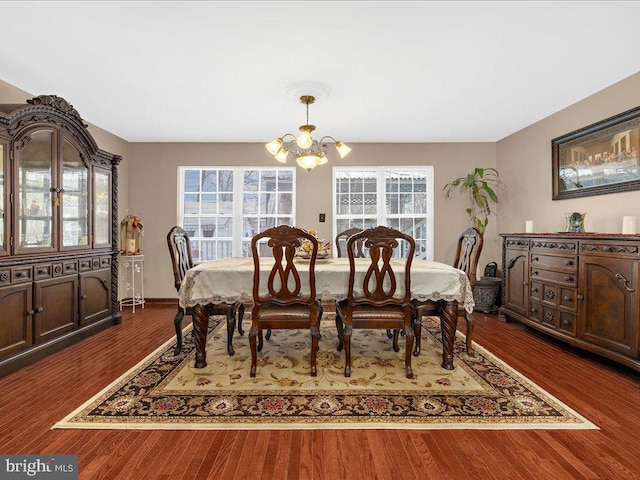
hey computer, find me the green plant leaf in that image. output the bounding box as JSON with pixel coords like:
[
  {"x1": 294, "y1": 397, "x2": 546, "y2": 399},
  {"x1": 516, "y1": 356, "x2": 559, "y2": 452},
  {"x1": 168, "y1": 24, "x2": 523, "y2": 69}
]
[
  {"x1": 482, "y1": 183, "x2": 498, "y2": 203},
  {"x1": 443, "y1": 167, "x2": 502, "y2": 236}
]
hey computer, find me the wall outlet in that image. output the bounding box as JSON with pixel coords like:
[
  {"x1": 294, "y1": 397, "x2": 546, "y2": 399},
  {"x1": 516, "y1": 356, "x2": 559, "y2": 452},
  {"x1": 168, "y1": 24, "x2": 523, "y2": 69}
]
[{"x1": 319, "y1": 213, "x2": 326, "y2": 222}]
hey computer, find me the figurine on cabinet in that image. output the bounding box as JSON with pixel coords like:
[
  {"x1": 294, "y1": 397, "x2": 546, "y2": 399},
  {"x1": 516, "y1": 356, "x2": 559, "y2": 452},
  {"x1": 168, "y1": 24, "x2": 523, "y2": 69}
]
[{"x1": 565, "y1": 212, "x2": 586, "y2": 233}]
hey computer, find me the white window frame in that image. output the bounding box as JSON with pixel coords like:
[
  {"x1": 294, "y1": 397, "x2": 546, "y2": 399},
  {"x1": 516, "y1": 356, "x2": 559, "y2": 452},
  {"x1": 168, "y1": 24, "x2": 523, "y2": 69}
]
[
  {"x1": 178, "y1": 166, "x2": 296, "y2": 261},
  {"x1": 332, "y1": 166, "x2": 434, "y2": 259}
]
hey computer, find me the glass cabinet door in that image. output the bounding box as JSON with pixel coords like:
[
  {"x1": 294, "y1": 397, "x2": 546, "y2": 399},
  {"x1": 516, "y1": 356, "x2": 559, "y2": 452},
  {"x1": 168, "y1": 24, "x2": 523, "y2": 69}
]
[
  {"x1": 0, "y1": 139, "x2": 6, "y2": 255},
  {"x1": 61, "y1": 138, "x2": 89, "y2": 248},
  {"x1": 94, "y1": 168, "x2": 111, "y2": 246},
  {"x1": 17, "y1": 130, "x2": 54, "y2": 251}
]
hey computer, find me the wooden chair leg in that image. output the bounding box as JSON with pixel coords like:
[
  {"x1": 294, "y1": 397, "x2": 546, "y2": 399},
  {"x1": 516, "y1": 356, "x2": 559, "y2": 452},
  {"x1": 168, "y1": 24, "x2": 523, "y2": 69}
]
[
  {"x1": 465, "y1": 313, "x2": 475, "y2": 356},
  {"x1": 413, "y1": 314, "x2": 422, "y2": 357},
  {"x1": 226, "y1": 307, "x2": 235, "y2": 356},
  {"x1": 316, "y1": 302, "x2": 324, "y2": 338},
  {"x1": 344, "y1": 327, "x2": 352, "y2": 377},
  {"x1": 249, "y1": 326, "x2": 258, "y2": 377},
  {"x1": 173, "y1": 307, "x2": 185, "y2": 355},
  {"x1": 392, "y1": 329, "x2": 400, "y2": 352},
  {"x1": 236, "y1": 303, "x2": 245, "y2": 335},
  {"x1": 335, "y1": 311, "x2": 344, "y2": 351},
  {"x1": 310, "y1": 327, "x2": 320, "y2": 377},
  {"x1": 404, "y1": 324, "x2": 414, "y2": 379}
]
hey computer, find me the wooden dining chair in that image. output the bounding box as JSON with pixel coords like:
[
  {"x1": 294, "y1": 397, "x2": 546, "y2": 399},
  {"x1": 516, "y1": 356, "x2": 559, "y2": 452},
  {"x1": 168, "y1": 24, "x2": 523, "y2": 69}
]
[
  {"x1": 166, "y1": 226, "x2": 244, "y2": 356},
  {"x1": 336, "y1": 227, "x2": 396, "y2": 339},
  {"x1": 335, "y1": 225, "x2": 417, "y2": 378},
  {"x1": 248, "y1": 225, "x2": 323, "y2": 377},
  {"x1": 335, "y1": 227, "x2": 364, "y2": 259},
  {"x1": 411, "y1": 227, "x2": 483, "y2": 356}
]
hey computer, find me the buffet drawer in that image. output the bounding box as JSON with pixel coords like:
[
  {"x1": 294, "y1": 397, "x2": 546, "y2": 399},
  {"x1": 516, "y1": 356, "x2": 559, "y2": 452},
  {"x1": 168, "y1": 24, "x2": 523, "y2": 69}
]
[
  {"x1": 530, "y1": 252, "x2": 577, "y2": 272},
  {"x1": 530, "y1": 266, "x2": 576, "y2": 286}
]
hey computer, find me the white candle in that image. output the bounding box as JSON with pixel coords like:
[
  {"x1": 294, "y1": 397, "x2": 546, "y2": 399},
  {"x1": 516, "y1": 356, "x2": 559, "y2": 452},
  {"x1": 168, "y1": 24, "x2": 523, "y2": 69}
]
[
  {"x1": 525, "y1": 220, "x2": 534, "y2": 233},
  {"x1": 127, "y1": 239, "x2": 136, "y2": 253},
  {"x1": 622, "y1": 216, "x2": 637, "y2": 234}
]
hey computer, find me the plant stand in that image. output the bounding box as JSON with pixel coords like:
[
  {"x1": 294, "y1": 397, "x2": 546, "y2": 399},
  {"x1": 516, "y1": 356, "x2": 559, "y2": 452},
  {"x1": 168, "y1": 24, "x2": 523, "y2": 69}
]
[{"x1": 118, "y1": 254, "x2": 145, "y2": 312}]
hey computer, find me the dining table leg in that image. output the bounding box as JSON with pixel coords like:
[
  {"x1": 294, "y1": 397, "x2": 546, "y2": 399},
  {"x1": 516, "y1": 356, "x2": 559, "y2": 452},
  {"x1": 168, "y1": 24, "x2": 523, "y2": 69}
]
[
  {"x1": 192, "y1": 303, "x2": 209, "y2": 368},
  {"x1": 440, "y1": 300, "x2": 458, "y2": 370}
]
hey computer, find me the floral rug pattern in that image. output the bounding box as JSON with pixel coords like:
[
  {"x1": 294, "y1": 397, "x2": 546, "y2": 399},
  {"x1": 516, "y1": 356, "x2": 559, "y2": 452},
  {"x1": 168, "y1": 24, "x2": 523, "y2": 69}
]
[{"x1": 55, "y1": 315, "x2": 597, "y2": 430}]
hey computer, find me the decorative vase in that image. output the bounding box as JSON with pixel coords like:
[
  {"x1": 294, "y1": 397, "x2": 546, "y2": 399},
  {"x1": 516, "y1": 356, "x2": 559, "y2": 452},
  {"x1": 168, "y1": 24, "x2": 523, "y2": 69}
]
[{"x1": 565, "y1": 212, "x2": 586, "y2": 233}]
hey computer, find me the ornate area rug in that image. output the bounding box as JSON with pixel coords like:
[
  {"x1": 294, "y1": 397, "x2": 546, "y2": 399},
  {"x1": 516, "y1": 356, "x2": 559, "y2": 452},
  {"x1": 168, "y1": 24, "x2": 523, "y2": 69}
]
[{"x1": 54, "y1": 315, "x2": 597, "y2": 430}]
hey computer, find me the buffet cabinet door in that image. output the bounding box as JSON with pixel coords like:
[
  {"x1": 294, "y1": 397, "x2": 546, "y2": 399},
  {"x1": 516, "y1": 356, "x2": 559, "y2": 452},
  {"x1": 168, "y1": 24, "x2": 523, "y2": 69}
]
[
  {"x1": 578, "y1": 255, "x2": 639, "y2": 358},
  {"x1": 0, "y1": 283, "x2": 33, "y2": 359},
  {"x1": 79, "y1": 268, "x2": 111, "y2": 326},
  {"x1": 33, "y1": 276, "x2": 79, "y2": 343},
  {"x1": 503, "y1": 245, "x2": 528, "y2": 317}
]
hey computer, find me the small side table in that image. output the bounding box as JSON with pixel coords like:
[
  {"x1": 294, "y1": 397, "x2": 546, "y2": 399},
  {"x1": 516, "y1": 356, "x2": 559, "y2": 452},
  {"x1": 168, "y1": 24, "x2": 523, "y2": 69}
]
[{"x1": 118, "y1": 254, "x2": 145, "y2": 312}]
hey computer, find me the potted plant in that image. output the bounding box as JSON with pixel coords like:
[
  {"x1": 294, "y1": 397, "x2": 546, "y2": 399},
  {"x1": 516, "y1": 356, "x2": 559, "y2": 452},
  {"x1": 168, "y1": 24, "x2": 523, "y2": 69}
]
[{"x1": 443, "y1": 167, "x2": 501, "y2": 235}]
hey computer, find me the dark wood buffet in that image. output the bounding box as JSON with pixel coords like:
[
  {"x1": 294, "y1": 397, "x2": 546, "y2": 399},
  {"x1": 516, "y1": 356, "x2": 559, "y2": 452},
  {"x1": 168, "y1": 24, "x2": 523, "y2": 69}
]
[
  {"x1": 0, "y1": 96, "x2": 121, "y2": 377},
  {"x1": 500, "y1": 233, "x2": 640, "y2": 372}
]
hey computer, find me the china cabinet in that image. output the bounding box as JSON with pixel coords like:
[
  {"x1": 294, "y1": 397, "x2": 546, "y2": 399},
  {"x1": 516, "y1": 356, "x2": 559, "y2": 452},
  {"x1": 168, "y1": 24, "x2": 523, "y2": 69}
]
[
  {"x1": 500, "y1": 233, "x2": 640, "y2": 372},
  {"x1": 0, "y1": 95, "x2": 121, "y2": 376}
]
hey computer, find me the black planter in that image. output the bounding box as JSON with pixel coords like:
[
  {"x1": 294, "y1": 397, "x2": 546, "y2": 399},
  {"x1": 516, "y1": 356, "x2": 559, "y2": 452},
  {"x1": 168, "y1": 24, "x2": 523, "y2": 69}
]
[{"x1": 472, "y1": 277, "x2": 502, "y2": 313}]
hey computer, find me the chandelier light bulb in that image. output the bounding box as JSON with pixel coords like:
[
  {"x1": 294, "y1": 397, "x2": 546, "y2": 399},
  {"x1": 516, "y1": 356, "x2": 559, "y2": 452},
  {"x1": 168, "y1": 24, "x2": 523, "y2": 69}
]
[
  {"x1": 275, "y1": 148, "x2": 289, "y2": 163},
  {"x1": 296, "y1": 153, "x2": 322, "y2": 171},
  {"x1": 296, "y1": 128, "x2": 313, "y2": 149},
  {"x1": 335, "y1": 141, "x2": 352, "y2": 159},
  {"x1": 266, "y1": 137, "x2": 283, "y2": 155}
]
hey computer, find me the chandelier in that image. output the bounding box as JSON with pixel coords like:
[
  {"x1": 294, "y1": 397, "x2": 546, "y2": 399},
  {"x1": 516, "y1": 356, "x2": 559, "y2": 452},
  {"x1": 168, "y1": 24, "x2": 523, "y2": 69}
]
[{"x1": 265, "y1": 95, "x2": 351, "y2": 171}]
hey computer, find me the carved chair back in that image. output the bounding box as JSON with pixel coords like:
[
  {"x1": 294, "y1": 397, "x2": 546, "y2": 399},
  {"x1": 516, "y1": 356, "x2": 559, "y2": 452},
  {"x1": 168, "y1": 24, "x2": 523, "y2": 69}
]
[
  {"x1": 251, "y1": 225, "x2": 318, "y2": 308},
  {"x1": 167, "y1": 226, "x2": 194, "y2": 292},
  {"x1": 346, "y1": 226, "x2": 415, "y2": 308},
  {"x1": 453, "y1": 227, "x2": 484, "y2": 288},
  {"x1": 335, "y1": 227, "x2": 365, "y2": 258}
]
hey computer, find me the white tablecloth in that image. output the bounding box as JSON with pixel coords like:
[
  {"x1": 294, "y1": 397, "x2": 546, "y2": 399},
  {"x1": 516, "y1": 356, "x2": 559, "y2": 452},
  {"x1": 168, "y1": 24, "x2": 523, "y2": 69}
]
[{"x1": 179, "y1": 257, "x2": 475, "y2": 313}]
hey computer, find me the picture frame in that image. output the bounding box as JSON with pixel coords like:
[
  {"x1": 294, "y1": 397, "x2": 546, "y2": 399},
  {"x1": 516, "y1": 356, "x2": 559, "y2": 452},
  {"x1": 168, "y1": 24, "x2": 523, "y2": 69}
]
[{"x1": 552, "y1": 106, "x2": 640, "y2": 200}]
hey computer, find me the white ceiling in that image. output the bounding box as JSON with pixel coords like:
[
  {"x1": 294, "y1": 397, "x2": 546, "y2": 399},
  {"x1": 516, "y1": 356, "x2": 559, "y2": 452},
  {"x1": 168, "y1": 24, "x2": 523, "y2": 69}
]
[{"x1": 2, "y1": 1, "x2": 640, "y2": 143}]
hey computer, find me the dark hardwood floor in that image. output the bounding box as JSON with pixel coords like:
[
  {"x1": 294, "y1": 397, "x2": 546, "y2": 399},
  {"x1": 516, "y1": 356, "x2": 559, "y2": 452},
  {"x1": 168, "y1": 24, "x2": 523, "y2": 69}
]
[{"x1": 1, "y1": 304, "x2": 639, "y2": 480}]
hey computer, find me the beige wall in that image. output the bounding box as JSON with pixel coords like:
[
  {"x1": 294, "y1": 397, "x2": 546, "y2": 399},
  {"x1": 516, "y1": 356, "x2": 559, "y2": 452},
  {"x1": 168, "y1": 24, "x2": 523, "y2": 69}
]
[
  {"x1": 0, "y1": 79, "x2": 131, "y2": 215},
  {"x1": 128, "y1": 142, "x2": 497, "y2": 299},
  {"x1": 7, "y1": 70, "x2": 640, "y2": 302},
  {"x1": 497, "y1": 72, "x2": 640, "y2": 235}
]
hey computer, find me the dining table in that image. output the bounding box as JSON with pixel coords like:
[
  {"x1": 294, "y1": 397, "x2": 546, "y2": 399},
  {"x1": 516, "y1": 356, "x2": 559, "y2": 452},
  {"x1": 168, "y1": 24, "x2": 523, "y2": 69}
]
[{"x1": 178, "y1": 256, "x2": 475, "y2": 370}]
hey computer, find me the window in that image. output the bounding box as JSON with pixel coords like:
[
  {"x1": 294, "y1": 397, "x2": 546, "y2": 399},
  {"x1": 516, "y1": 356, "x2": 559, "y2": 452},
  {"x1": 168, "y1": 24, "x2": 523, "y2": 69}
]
[
  {"x1": 333, "y1": 167, "x2": 434, "y2": 259},
  {"x1": 178, "y1": 167, "x2": 295, "y2": 262}
]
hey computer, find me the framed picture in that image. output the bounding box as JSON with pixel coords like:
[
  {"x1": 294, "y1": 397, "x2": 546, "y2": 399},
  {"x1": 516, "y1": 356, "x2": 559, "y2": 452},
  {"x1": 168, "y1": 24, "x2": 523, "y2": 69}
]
[{"x1": 552, "y1": 106, "x2": 640, "y2": 200}]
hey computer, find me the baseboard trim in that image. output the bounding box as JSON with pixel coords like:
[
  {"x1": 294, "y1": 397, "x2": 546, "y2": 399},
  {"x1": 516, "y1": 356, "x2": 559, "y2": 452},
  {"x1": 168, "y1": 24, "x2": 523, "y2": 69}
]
[{"x1": 144, "y1": 298, "x2": 179, "y2": 305}]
